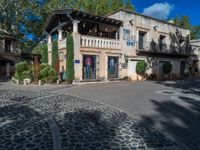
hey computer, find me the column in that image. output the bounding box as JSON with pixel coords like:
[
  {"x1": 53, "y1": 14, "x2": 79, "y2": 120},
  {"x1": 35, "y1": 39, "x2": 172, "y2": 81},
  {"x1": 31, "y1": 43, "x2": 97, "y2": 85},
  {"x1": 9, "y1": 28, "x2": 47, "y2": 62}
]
[
  {"x1": 99, "y1": 51, "x2": 107, "y2": 80},
  {"x1": 6, "y1": 62, "x2": 10, "y2": 76},
  {"x1": 72, "y1": 20, "x2": 82, "y2": 82},
  {"x1": 47, "y1": 34, "x2": 52, "y2": 65},
  {"x1": 73, "y1": 20, "x2": 80, "y2": 33},
  {"x1": 58, "y1": 29, "x2": 63, "y2": 41}
]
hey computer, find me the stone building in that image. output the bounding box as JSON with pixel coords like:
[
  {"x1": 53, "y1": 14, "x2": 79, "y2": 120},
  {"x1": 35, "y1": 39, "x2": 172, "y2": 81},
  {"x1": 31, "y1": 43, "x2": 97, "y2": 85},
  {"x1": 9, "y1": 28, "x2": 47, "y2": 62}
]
[
  {"x1": 0, "y1": 29, "x2": 20, "y2": 78},
  {"x1": 45, "y1": 9, "x2": 191, "y2": 82},
  {"x1": 190, "y1": 39, "x2": 200, "y2": 76}
]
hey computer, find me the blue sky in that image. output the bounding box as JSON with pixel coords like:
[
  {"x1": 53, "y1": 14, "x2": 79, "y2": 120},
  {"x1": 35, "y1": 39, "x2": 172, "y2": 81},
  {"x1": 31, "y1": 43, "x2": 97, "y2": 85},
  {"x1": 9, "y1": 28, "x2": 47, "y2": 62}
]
[{"x1": 131, "y1": 0, "x2": 200, "y2": 25}]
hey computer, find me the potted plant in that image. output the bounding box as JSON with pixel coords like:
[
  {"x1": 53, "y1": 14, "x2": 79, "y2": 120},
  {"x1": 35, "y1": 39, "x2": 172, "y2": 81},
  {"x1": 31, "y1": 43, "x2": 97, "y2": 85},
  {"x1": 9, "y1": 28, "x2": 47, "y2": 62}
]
[
  {"x1": 162, "y1": 62, "x2": 172, "y2": 79},
  {"x1": 136, "y1": 60, "x2": 147, "y2": 80}
]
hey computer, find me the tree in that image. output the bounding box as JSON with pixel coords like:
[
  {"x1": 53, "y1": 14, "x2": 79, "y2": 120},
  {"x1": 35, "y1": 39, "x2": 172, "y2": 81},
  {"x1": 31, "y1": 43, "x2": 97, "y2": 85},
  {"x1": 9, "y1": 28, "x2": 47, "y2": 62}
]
[
  {"x1": 191, "y1": 26, "x2": 200, "y2": 40},
  {"x1": 66, "y1": 33, "x2": 74, "y2": 83},
  {"x1": 0, "y1": 0, "x2": 135, "y2": 52},
  {"x1": 173, "y1": 15, "x2": 191, "y2": 28},
  {"x1": 51, "y1": 40, "x2": 58, "y2": 68},
  {"x1": 32, "y1": 43, "x2": 48, "y2": 63}
]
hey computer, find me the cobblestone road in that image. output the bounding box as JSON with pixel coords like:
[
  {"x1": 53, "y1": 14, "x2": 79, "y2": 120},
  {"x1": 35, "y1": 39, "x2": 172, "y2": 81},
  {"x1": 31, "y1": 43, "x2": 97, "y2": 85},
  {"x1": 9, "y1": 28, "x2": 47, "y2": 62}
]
[{"x1": 0, "y1": 90, "x2": 179, "y2": 150}]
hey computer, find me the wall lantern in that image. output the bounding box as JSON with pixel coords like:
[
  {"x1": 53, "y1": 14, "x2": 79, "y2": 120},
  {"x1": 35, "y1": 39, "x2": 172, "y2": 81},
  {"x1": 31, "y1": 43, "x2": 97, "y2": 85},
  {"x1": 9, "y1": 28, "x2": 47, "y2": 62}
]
[
  {"x1": 153, "y1": 25, "x2": 158, "y2": 31},
  {"x1": 129, "y1": 19, "x2": 134, "y2": 26},
  {"x1": 124, "y1": 54, "x2": 129, "y2": 64}
]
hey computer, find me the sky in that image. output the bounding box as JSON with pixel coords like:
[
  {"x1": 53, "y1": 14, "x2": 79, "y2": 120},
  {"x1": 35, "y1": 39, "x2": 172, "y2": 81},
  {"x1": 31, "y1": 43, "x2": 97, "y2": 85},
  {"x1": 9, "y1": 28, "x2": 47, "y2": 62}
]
[{"x1": 132, "y1": 0, "x2": 200, "y2": 26}]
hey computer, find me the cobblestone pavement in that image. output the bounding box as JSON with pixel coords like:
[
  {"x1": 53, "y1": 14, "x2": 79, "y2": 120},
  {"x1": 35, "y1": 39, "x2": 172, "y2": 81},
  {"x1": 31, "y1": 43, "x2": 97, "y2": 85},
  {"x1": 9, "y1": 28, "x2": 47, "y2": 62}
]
[{"x1": 0, "y1": 90, "x2": 179, "y2": 150}]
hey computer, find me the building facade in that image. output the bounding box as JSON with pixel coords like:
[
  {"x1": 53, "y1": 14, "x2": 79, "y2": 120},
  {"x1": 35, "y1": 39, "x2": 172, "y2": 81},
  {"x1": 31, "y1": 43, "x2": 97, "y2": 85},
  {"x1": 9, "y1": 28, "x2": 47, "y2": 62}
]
[
  {"x1": 45, "y1": 9, "x2": 191, "y2": 82},
  {"x1": 0, "y1": 29, "x2": 20, "y2": 78},
  {"x1": 190, "y1": 40, "x2": 200, "y2": 76}
]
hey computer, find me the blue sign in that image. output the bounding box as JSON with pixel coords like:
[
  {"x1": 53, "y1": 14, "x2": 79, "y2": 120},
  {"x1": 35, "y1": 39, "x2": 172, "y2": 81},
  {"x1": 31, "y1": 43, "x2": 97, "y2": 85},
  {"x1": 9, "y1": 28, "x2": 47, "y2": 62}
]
[
  {"x1": 127, "y1": 40, "x2": 135, "y2": 46},
  {"x1": 75, "y1": 60, "x2": 80, "y2": 64}
]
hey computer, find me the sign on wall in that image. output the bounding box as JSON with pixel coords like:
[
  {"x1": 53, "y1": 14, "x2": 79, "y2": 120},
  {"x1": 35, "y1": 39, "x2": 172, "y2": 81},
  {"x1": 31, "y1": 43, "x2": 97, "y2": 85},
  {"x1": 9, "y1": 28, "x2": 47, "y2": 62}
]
[
  {"x1": 75, "y1": 60, "x2": 80, "y2": 64},
  {"x1": 123, "y1": 29, "x2": 136, "y2": 46}
]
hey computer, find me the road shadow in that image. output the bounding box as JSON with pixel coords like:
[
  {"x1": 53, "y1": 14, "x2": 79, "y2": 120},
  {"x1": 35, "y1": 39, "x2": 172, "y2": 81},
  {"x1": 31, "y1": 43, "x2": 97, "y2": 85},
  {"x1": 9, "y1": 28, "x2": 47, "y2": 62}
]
[
  {"x1": 56, "y1": 108, "x2": 130, "y2": 149},
  {"x1": 154, "y1": 79, "x2": 200, "y2": 96},
  {"x1": 0, "y1": 76, "x2": 11, "y2": 82},
  {"x1": 0, "y1": 104, "x2": 53, "y2": 150},
  {"x1": 139, "y1": 98, "x2": 200, "y2": 150}
]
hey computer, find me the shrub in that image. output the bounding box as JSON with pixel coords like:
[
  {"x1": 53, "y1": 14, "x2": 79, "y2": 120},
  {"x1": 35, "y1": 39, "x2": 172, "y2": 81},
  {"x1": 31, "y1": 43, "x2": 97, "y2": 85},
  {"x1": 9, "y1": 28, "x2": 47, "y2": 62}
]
[
  {"x1": 162, "y1": 62, "x2": 172, "y2": 74},
  {"x1": 39, "y1": 64, "x2": 57, "y2": 83},
  {"x1": 136, "y1": 60, "x2": 147, "y2": 76},
  {"x1": 66, "y1": 33, "x2": 74, "y2": 83},
  {"x1": 14, "y1": 61, "x2": 32, "y2": 82}
]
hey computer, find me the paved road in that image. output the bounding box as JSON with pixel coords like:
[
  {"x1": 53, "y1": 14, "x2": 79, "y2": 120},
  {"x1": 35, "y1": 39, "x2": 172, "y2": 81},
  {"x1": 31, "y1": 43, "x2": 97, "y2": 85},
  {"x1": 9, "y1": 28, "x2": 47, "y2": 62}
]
[
  {"x1": 0, "y1": 90, "x2": 179, "y2": 150},
  {"x1": 55, "y1": 79, "x2": 200, "y2": 150},
  {"x1": 0, "y1": 79, "x2": 200, "y2": 150}
]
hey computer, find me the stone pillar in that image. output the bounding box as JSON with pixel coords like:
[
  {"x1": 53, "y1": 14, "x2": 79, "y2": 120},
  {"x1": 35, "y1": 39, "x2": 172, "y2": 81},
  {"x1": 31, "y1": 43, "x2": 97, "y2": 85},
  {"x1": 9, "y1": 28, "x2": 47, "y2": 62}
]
[
  {"x1": 58, "y1": 29, "x2": 63, "y2": 41},
  {"x1": 115, "y1": 30, "x2": 119, "y2": 40},
  {"x1": 73, "y1": 20, "x2": 79, "y2": 33},
  {"x1": 6, "y1": 62, "x2": 10, "y2": 76},
  {"x1": 99, "y1": 51, "x2": 107, "y2": 80},
  {"x1": 72, "y1": 20, "x2": 82, "y2": 82},
  {"x1": 47, "y1": 35, "x2": 52, "y2": 65}
]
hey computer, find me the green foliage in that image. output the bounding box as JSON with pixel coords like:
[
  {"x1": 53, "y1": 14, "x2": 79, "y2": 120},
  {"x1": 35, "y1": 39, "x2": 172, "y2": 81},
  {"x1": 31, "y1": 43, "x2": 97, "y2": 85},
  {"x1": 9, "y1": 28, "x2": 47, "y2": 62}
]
[
  {"x1": 32, "y1": 44, "x2": 48, "y2": 63},
  {"x1": 191, "y1": 26, "x2": 200, "y2": 40},
  {"x1": 14, "y1": 61, "x2": 33, "y2": 81},
  {"x1": 51, "y1": 40, "x2": 58, "y2": 68},
  {"x1": 173, "y1": 16, "x2": 191, "y2": 28},
  {"x1": 66, "y1": 33, "x2": 74, "y2": 82},
  {"x1": 0, "y1": 0, "x2": 135, "y2": 52},
  {"x1": 162, "y1": 62, "x2": 172, "y2": 74},
  {"x1": 136, "y1": 60, "x2": 147, "y2": 76},
  {"x1": 39, "y1": 64, "x2": 57, "y2": 83}
]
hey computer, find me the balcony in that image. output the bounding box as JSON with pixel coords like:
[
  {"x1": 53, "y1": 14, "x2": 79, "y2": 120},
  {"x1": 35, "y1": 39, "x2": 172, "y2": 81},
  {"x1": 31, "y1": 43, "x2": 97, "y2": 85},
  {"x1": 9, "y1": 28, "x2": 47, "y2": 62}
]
[
  {"x1": 137, "y1": 41, "x2": 190, "y2": 56},
  {"x1": 80, "y1": 35, "x2": 121, "y2": 50}
]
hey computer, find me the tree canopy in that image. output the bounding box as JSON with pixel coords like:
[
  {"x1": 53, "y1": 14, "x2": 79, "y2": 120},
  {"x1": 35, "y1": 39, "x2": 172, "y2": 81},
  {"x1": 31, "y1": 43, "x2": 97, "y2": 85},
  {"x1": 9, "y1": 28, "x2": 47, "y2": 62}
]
[
  {"x1": 173, "y1": 16, "x2": 191, "y2": 29},
  {"x1": 173, "y1": 15, "x2": 200, "y2": 40},
  {"x1": 0, "y1": 0, "x2": 134, "y2": 52}
]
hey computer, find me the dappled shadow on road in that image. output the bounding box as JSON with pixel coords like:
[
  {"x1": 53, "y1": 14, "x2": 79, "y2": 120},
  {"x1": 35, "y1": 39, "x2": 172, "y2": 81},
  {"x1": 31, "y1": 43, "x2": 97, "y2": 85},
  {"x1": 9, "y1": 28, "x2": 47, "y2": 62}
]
[
  {"x1": 55, "y1": 108, "x2": 131, "y2": 149},
  {"x1": 0, "y1": 104, "x2": 53, "y2": 150},
  {"x1": 140, "y1": 98, "x2": 200, "y2": 150},
  {"x1": 155, "y1": 79, "x2": 200, "y2": 96}
]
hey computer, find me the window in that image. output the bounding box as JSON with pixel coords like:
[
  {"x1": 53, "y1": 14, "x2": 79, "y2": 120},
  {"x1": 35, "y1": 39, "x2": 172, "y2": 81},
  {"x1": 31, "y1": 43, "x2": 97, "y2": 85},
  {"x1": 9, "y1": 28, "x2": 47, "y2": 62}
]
[
  {"x1": 123, "y1": 29, "x2": 130, "y2": 40},
  {"x1": 108, "y1": 56, "x2": 119, "y2": 79},
  {"x1": 138, "y1": 31, "x2": 146, "y2": 50},
  {"x1": 5, "y1": 39, "x2": 11, "y2": 52},
  {"x1": 83, "y1": 55, "x2": 96, "y2": 79},
  {"x1": 159, "y1": 35, "x2": 166, "y2": 51}
]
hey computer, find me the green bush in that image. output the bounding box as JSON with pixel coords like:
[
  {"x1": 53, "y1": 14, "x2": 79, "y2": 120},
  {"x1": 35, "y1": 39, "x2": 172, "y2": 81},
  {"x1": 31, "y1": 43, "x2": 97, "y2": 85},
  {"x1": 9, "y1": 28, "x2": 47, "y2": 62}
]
[
  {"x1": 14, "y1": 61, "x2": 32, "y2": 82},
  {"x1": 162, "y1": 62, "x2": 172, "y2": 74},
  {"x1": 136, "y1": 60, "x2": 147, "y2": 76},
  {"x1": 66, "y1": 33, "x2": 74, "y2": 82},
  {"x1": 39, "y1": 64, "x2": 57, "y2": 83}
]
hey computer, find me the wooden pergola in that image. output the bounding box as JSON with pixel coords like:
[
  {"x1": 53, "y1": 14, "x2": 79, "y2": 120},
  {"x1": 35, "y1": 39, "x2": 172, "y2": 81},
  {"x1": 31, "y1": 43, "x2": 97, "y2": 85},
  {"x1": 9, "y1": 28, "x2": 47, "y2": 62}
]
[{"x1": 44, "y1": 9, "x2": 123, "y2": 39}]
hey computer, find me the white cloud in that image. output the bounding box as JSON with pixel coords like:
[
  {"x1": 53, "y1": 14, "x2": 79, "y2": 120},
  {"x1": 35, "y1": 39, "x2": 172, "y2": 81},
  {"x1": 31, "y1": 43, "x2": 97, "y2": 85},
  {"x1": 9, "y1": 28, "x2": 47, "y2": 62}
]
[{"x1": 143, "y1": 2, "x2": 174, "y2": 19}]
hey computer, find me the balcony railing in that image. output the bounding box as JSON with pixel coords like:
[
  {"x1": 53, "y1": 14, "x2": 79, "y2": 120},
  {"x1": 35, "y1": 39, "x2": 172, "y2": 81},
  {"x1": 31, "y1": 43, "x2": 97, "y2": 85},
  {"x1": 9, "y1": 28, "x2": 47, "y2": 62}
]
[
  {"x1": 80, "y1": 35, "x2": 121, "y2": 50},
  {"x1": 137, "y1": 41, "x2": 190, "y2": 55}
]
